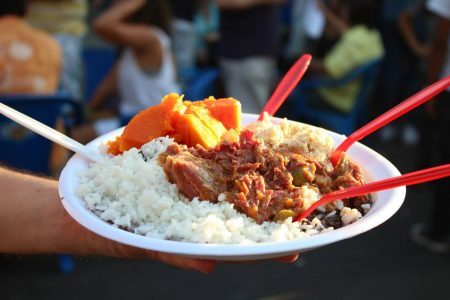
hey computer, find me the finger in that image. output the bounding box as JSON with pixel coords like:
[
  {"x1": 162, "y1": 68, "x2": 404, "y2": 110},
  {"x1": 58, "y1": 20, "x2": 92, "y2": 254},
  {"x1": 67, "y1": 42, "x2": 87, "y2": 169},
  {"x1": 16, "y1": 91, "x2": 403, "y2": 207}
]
[
  {"x1": 274, "y1": 254, "x2": 299, "y2": 263},
  {"x1": 84, "y1": 234, "x2": 216, "y2": 273},
  {"x1": 146, "y1": 251, "x2": 216, "y2": 274}
]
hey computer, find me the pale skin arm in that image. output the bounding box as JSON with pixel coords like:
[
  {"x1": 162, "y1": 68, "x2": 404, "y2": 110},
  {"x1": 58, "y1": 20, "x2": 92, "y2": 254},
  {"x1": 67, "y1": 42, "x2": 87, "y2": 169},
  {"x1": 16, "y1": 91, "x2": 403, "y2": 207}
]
[
  {"x1": 93, "y1": 0, "x2": 163, "y2": 71},
  {"x1": 0, "y1": 167, "x2": 215, "y2": 272},
  {"x1": 93, "y1": 0, "x2": 158, "y2": 49},
  {"x1": 0, "y1": 167, "x2": 298, "y2": 270}
]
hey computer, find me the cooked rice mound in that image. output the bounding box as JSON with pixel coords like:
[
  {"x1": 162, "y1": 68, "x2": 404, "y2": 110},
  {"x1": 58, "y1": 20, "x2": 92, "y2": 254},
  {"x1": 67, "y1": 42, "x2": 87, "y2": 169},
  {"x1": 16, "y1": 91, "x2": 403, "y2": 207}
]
[{"x1": 76, "y1": 122, "x2": 365, "y2": 244}]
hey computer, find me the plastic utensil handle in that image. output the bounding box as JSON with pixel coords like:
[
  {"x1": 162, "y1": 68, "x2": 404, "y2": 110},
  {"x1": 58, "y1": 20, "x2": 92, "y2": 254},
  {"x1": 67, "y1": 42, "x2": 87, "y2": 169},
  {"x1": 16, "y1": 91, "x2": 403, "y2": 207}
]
[
  {"x1": 295, "y1": 163, "x2": 450, "y2": 222},
  {"x1": 335, "y1": 75, "x2": 450, "y2": 153},
  {"x1": 0, "y1": 102, "x2": 101, "y2": 162},
  {"x1": 258, "y1": 54, "x2": 312, "y2": 120}
]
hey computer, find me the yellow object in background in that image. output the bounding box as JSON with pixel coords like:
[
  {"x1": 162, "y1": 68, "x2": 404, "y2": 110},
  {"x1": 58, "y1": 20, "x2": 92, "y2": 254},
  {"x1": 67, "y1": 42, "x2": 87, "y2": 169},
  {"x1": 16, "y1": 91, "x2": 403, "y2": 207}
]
[
  {"x1": 319, "y1": 25, "x2": 385, "y2": 113},
  {"x1": 26, "y1": 0, "x2": 87, "y2": 36}
]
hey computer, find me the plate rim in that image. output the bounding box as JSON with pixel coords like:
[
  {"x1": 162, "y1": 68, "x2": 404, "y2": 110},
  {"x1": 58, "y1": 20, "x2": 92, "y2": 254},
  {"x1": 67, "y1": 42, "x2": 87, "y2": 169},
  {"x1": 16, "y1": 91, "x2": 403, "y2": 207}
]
[{"x1": 58, "y1": 114, "x2": 405, "y2": 260}]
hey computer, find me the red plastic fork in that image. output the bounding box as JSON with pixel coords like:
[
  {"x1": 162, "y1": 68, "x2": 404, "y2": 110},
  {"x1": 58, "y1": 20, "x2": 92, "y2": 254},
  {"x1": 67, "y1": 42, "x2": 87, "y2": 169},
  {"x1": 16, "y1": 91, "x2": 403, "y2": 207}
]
[
  {"x1": 330, "y1": 76, "x2": 450, "y2": 166},
  {"x1": 294, "y1": 164, "x2": 450, "y2": 222},
  {"x1": 258, "y1": 54, "x2": 312, "y2": 121}
]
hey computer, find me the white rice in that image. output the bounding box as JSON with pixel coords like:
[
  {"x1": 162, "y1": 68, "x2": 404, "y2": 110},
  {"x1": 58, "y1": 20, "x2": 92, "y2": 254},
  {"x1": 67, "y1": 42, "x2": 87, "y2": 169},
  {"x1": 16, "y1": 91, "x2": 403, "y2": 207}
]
[
  {"x1": 340, "y1": 207, "x2": 362, "y2": 225},
  {"x1": 76, "y1": 124, "x2": 363, "y2": 244},
  {"x1": 248, "y1": 116, "x2": 334, "y2": 162}
]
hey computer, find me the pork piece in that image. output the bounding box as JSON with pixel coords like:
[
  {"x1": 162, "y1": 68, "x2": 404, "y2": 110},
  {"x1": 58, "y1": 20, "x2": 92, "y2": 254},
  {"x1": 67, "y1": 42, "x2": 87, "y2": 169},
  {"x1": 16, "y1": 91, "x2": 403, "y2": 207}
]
[{"x1": 163, "y1": 151, "x2": 227, "y2": 202}]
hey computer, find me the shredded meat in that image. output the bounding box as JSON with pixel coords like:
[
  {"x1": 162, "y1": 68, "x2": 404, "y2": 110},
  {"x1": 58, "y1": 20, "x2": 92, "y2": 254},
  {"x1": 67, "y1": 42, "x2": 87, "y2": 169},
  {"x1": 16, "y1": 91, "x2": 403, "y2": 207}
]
[{"x1": 161, "y1": 129, "x2": 370, "y2": 224}]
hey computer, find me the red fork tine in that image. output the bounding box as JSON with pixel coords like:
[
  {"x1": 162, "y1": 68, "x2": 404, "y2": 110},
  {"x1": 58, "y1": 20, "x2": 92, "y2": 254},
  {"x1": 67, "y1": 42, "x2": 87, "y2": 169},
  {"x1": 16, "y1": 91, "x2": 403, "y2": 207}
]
[
  {"x1": 258, "y1": 54, "x2": 312, "y2": 121},
  {"x1": 330, "y1": 76, "x2": 450, "y2": 167}
]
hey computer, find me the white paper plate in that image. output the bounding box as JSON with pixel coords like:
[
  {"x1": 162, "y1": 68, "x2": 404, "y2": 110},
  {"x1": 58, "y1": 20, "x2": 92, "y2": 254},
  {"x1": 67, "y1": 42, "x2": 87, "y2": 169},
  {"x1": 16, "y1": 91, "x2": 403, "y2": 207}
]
[{"x1": 58, "y1": 114, "x2": 405, "y2": 260}]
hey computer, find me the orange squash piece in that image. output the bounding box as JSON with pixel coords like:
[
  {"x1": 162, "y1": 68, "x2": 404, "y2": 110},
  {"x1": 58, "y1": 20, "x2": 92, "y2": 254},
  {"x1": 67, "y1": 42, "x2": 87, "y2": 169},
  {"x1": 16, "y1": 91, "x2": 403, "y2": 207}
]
[
  {"x1": 176, "y1": 104, "x2": 227, "y2": 148},
  {"x1": 176, "y1": 114, "x2": 220, "y2": 148},
  {"x1": 107, "y1": 94, "x2": 243, "y2": 155},
  {"x1": 107, "y1": 136, "x2": 121, "y2": 155},
  {"x1": 185, "y1": 104, "x2": 227, "y2": 139},
  {"x1": 194, "y1": 97, "x2": 242, "y2": 131},
  {"x1": 119, "y1": 93, "x2": 183, "y2": 152}
]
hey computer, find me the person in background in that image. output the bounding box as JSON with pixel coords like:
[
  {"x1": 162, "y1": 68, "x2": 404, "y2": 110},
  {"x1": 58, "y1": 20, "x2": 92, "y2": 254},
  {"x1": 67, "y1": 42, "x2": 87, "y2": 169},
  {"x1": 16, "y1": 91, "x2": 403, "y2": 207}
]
[
  {"x1": 194, "y1": 0, "x2": 220, "y2": 67},
  {"x1": 302, "y1": 0, "x2": 384, "y2": 115},
  {"x1": 394, "y1": 0, "x2": 433, "y2": 145},
  {"x1": 72, "y1": 0, "x2": 180, "y2": 144},
  {"x1": 26, "y1": 0, "x2": 87, "y2": 100},
  {"x1": 284, "y1": 0, "x2": 326, "y2": 62},
  {"x1": 398, "y1": 1, "x2": 432, "y2": 60},
  {"x1": 217, "y1": 0, "x2": 284, "y2": 114},
  {"x1": 0, "y1": 1, "x2": 61, "y2": 94},
  {"x1": 377, "y1": 0, "x2": 419, "y2": 142},
  {"x1": 410, "y1": 0, "x2": 449, "y2": 253},
  {"x1": 168, "y1": 0, "x2": 198, "y2": 70}
]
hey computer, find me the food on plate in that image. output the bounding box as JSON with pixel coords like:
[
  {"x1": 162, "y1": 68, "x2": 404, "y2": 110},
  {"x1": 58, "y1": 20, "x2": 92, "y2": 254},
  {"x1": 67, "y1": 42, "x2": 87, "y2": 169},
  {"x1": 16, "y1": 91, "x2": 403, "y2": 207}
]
[
  {"x1": 190, "y1": 97, "x2": 242, "y2": 131},
  {"x1": 77, "y1": 94, "x2": 371, "y2": 244},
  {"x1": 107, "y1": 94, "x2": 241, "y2": 155},
  {"x1": 108, "y1": 93, "x2": 184, "y2": 155},
  {"x1": 161, "y1": 127, "x2": 368, "y2": 226}
]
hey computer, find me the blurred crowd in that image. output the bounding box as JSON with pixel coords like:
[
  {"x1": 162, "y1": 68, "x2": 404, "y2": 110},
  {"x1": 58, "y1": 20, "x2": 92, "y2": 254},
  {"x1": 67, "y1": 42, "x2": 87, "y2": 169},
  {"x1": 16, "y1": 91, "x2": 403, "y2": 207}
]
[{"x1": 0, "y1": 0, "x2": 449, "y2": 251}]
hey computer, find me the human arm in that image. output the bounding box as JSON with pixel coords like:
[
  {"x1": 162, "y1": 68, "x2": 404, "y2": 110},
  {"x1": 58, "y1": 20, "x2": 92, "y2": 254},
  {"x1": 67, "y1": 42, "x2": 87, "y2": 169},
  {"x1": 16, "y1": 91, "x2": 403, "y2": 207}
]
[
  {"x1": 93, "y1": 0, "x2": 160, "y2": 50},
  {"x1": 398, "y1": 9, "x2": 430, "y2": 58},
  {"x1": 0, "y1": 167, "x2": 215, "y2": 272},
  {"x1": 424, "y1": 0, "x2": 450, "y2": 116},
  {"x1": 309, "y1": 59, "x2": 327, "y2": 75},
  {"x1": 316, "y1": 0, "x2": 349, "y2": 35},
  {"x1": 427, "y1": 16, "x2": 450, "y2": 83},
  {"x1": 426, "y1": 14, "x2": 450, "y2": 116},
  {"x1": 216, "y1": 0, "x2": 285, "y2": 10},
  {"x1": 88, "y1": 65, "x2": 118, "y2": 111},
  {"x1": 0, "y1": 167, "x2": 298, "y2": 269}
]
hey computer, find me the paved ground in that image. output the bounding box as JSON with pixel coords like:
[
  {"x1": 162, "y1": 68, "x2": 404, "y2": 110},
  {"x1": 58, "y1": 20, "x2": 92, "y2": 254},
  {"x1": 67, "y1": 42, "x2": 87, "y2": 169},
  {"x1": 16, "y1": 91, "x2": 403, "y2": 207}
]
[{"x1": 1, "y1": 131, "x2": 449, "y2": 300}]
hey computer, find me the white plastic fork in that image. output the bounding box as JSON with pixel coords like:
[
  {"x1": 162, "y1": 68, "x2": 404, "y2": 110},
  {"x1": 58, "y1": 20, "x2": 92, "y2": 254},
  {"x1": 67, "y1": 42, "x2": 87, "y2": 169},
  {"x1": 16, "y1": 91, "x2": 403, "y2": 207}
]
[{"x1": 0, "y1": 102, "x2": 101, "y2": 162}]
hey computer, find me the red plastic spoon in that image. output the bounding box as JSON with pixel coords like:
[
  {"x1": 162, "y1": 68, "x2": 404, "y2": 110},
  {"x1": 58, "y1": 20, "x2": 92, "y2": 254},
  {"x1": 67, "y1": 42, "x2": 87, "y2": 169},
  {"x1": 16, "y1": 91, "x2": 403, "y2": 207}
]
[
  {"x1": 294, "y1": 163, "x2": 450, "y2": 222},
  {"x1": 330, "y1": 75, "x2": 450, "y2": 166},
  {"x1": 258, "y1": 54, "x2": 312, "y2": 121}
]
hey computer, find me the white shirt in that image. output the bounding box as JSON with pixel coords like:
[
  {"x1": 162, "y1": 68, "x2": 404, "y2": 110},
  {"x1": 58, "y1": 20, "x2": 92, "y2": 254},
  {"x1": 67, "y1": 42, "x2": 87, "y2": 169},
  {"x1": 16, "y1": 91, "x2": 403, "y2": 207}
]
[
  {"x1": 117, "y1": 26, "x2": 181, "y2": 117},
  {"x1": 303, "y1": 0, "x2": 325, "y2": 39},
  {"x1": 426, "y1": 0, "x2": 450, "y2": 80}
]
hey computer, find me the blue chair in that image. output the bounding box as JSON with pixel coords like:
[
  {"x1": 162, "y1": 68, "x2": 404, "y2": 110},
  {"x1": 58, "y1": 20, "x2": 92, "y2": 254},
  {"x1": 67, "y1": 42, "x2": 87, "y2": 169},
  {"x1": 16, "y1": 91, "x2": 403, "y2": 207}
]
[
  {"x1": 0, "y1": 92, "x2": 79, "y2": 273},
  {"x1": 82, "y1": 47, "x2": 118, "y2": 102},
  {"x1": 0, "y1": 92, "x2": 81, "y2": 174},
  {"x1": 292, "y1": 59, "x2": 381, "y2": 135},
  {"x1": 181, "y1": 67, "x2": 220, "y2": 100}
]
